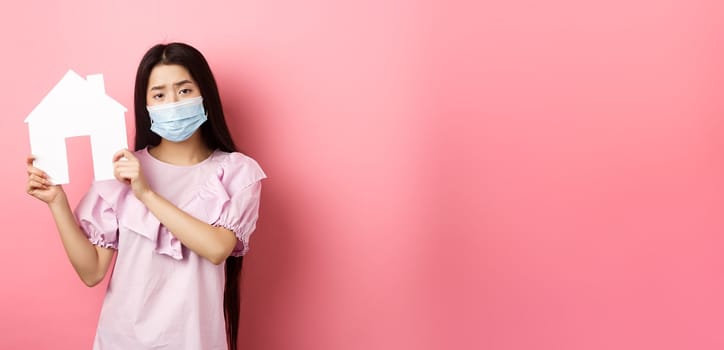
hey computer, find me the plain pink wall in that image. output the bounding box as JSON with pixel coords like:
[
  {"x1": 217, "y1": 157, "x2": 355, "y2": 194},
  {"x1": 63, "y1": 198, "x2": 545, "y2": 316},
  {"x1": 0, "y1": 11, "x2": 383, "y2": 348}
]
[{"x1": 2, "y1": 0, "x2": 724, "y2": 349}]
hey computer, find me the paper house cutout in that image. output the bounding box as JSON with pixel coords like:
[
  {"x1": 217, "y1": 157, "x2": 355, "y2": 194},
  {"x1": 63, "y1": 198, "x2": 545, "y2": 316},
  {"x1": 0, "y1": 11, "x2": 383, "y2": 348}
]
[{"x1": 25, "y1": 69, "x2": 128, "y2": 184}]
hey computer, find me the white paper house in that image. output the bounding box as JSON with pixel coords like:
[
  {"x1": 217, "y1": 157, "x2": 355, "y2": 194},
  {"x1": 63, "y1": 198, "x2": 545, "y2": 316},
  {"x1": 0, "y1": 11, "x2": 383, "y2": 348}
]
[{"x1": 25, "y1": 69, "x2": 128, "y2": 184}]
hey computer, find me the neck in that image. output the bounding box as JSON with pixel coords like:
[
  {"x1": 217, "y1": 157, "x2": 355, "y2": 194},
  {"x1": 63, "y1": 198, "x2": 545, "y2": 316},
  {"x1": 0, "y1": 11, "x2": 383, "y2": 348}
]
[{"x1": 150, "y1": 132, "x2": 213, "y2": 166}]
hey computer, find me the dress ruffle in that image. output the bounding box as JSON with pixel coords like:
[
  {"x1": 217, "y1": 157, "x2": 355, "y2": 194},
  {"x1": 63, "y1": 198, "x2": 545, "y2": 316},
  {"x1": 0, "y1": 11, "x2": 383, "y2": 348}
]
[{"x1": 84, "y1": 151, "x2": 266, "y2": 260}]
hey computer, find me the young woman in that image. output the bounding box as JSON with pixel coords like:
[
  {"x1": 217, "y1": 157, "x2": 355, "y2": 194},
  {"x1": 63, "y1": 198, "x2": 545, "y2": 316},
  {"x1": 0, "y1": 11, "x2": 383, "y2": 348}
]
[{"x1": 25, "y1": 42, "x2": 265, "y2": 350}]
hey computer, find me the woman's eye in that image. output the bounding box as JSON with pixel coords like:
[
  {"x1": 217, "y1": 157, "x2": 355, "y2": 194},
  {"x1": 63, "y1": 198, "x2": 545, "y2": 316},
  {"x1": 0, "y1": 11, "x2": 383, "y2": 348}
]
[
  {"x1": 153, "y1": 93, "x2": 164, "y2": 99},
  {"x1": 179, "y1": 88, "x2": 192, "y2": 95}
]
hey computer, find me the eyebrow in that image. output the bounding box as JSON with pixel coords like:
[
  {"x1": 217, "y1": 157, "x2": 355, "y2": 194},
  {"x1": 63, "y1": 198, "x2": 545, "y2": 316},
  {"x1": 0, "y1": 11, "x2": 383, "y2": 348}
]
[{"x1": 149, "y1": 79, "x2": 195, "y2": 91}]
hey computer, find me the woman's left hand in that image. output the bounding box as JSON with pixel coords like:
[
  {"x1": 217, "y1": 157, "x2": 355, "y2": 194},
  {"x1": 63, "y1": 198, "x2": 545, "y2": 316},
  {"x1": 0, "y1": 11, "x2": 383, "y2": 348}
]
[{"x1": 113, "y1": 149, "x2": 152, "y2": 200}]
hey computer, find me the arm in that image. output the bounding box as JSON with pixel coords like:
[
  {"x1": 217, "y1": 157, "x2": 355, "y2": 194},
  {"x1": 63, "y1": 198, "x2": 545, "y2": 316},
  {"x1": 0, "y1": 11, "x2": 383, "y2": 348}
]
[
  {"x1": 48, "y1": 192, "x2": 116, "y2": 286},
  {"x1": 138, "y1": 192, "x2": 237, "y2": 264},
  {"x1": 113, "y1": 150, "x2": 237, "y2": 265},
  {"x1": 26, "y1": 156, "x2": 115, "y2": 287}
]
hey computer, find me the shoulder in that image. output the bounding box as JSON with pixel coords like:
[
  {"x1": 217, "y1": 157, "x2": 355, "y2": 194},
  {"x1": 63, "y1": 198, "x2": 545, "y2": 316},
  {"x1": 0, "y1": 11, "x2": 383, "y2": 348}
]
[
  {"x1": 133, "y1": 147, "x2": 152, "y2": 162},
  {"x1": 211, "y1": 151, "x2": 267, "y2": 188},
  {"x1": 83, "y1": 179, "x2": 129, "y2": 210}
]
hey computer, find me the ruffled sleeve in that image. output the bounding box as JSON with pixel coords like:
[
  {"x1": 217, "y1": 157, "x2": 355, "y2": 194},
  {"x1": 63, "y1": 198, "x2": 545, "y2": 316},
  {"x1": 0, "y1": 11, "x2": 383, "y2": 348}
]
[
  {"x1": 216, "y1": 181, "x2": 263, "y2": 256},
  {"x1": 193, "y1": 152, "x2": 266, "y2": 257},
  {"x1": 74, "y1": 179, "x2": 125, "y2": 249}
]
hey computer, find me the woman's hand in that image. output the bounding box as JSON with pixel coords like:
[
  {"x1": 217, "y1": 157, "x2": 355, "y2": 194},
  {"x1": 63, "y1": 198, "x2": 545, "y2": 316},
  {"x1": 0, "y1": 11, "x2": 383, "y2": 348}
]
[
  {"x1": 26, "y1": 155, "x2": 64, "y2": 205},
  {"x1": 113, "y1": 149, "x2": 152, "y2": 200}
]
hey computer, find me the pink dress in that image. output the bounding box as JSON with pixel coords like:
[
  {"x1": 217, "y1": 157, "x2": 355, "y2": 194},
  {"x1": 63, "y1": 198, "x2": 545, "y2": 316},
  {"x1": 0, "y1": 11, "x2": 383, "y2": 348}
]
[{"x1": 74, "y1": 148, "x2": 266, "y2": 350}]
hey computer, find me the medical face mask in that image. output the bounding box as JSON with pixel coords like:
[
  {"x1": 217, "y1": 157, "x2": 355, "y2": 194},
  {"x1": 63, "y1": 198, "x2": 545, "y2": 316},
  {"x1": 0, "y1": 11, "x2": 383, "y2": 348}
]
[{"x1": 147, "y1": 96, "x2": 208, "y2": 142}]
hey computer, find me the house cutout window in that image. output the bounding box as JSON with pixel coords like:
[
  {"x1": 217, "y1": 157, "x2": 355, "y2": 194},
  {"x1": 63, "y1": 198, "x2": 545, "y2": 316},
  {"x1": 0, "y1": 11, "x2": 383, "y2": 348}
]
[{"x1": 25, "y1": 70, "x2": 128, "y2": 184}]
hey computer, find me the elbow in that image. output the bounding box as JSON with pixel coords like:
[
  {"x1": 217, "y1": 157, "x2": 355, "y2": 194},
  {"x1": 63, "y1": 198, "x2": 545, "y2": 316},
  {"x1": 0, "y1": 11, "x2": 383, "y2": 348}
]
[
  {"x1": 81, "y1": 277, "x2": 102, "y2": 287},
  {"x1": 208, "y1": 253, "x2": 228, "y2": 265},
  {"x1": 80, "y1": 272, "x2": 105, "y2": 287},
  {"x1": 207, "y1": 246, "x2": 234, "y2": 265},
  {"x1": 206, "y1": 233, "x2": 236, "y2": 265}
]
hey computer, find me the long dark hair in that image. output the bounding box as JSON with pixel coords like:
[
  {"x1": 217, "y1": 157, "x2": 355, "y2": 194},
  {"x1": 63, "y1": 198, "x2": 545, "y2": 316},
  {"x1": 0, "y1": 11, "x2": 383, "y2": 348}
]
[{"x1": 134, "y1": 42, "x2": 242, "y2": 350}]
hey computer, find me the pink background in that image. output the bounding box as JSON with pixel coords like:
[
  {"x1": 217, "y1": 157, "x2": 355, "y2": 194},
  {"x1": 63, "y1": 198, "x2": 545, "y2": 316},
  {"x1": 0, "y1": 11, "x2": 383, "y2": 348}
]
[{"x1": 2, "y1": 0, "x2": 724, "y2": 349}]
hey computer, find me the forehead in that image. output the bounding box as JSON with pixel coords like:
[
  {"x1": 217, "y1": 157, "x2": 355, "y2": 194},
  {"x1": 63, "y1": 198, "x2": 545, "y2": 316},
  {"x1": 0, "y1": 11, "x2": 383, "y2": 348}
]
[{"x1": 147, "y1": 64, "x2": 195, "y2": 88}]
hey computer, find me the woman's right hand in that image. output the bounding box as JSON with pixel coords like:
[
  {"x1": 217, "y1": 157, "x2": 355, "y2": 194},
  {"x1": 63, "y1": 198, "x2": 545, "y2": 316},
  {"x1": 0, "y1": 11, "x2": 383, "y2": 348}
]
[{"x1": 26, "y1": 155, "x2": 64, "y2": 204}]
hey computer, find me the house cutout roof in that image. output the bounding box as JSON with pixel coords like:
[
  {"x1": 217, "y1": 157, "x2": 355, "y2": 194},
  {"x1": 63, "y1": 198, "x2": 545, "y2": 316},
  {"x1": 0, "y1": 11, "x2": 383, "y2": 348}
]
[
  {"x1": 25, "y1": 69, "x2": 129, "y2": 184},
  {"x1": 25, "y1": 69, "x2": 126, "y2": 127}
]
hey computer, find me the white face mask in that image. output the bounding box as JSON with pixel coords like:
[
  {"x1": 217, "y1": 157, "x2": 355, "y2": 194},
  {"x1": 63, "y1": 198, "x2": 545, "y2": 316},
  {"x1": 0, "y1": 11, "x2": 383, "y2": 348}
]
[{"x1": 146, "y1": 96, "x2": 207, "y2": 142}]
